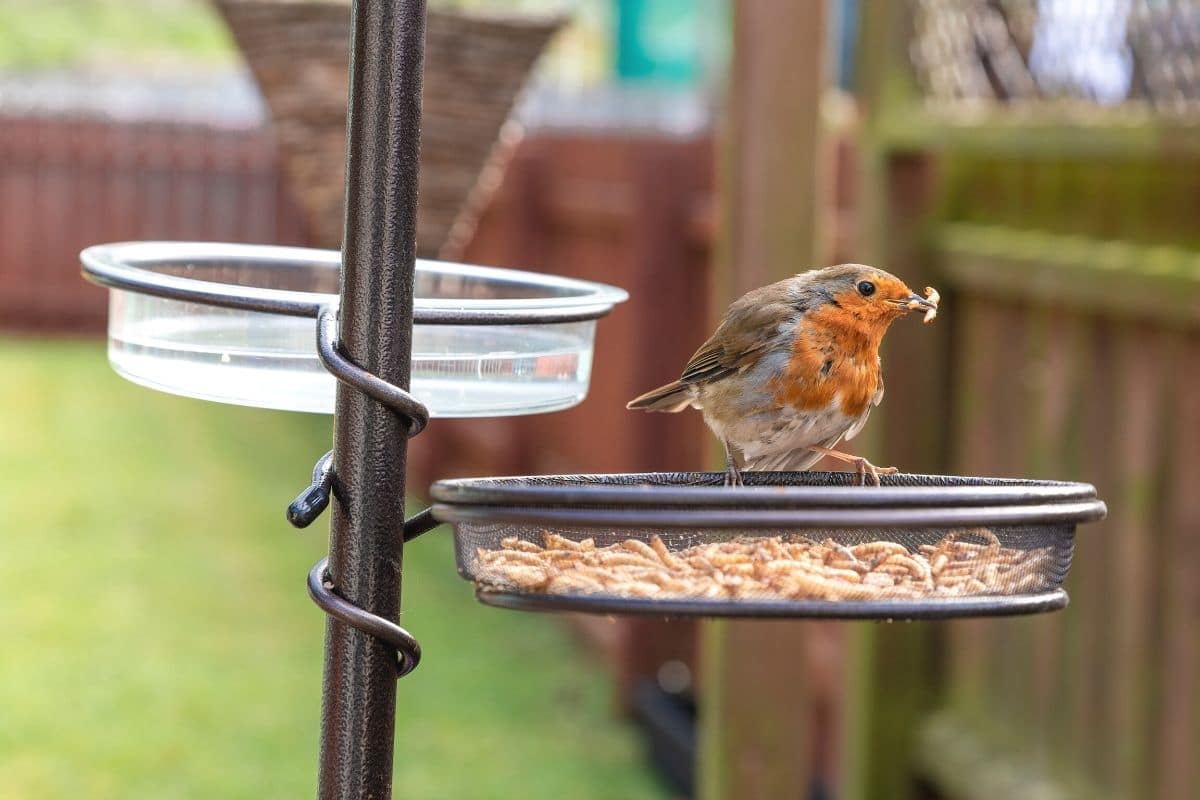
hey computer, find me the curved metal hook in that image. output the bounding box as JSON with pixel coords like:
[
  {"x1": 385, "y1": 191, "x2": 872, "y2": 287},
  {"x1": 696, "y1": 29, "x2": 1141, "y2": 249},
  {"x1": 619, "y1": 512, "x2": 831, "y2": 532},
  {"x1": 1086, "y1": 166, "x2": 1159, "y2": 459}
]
[
  {"x1": 316, "y1": 306, "x2": 429, "y2": 436},
  {"x1": 308, "y1": 558, "x2": 422, "y2": 678}
]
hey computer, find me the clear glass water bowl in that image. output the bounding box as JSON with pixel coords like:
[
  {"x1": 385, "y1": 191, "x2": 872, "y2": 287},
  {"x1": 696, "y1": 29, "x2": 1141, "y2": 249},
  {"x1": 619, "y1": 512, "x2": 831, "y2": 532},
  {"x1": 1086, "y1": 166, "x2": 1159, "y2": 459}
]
[{"x1": 81, "y1": 242, "x2": 628, "y2": 416}]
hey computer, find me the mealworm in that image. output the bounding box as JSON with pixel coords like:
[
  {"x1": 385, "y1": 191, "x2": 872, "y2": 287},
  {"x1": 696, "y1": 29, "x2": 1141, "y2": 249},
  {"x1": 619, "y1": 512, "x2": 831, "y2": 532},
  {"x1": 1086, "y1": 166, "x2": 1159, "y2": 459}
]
[
  {"x1": 596, "y1": 552, "x2": 661, "y2": 568},
  {"x1": 485, "y1": 565, "x2": 548, "y2": 590},
  {"x1": 547, "y1": 573, "x2": 606, "y2": 593},
  {"x1": 921, "y1": 286, "x2": 940, "y2": 323},
  {"x1": 543, "y1": 532, "x2": 589, "y2": 551},
  {"x1": 851, "y1": 541, "x2": 911, "y2": 560},
  {"x1": 621, "y1": 539, "x2": 662, "y2": 562},
  {"x1": 651, "y1": 535, "x2": 684, "y2": 568},
  {"x1": 882, "y1": 553, "x2": 933, "y2": 582},
  {"x1": 500, "y1": 536, "x2": 543, "y2": 553},
  {"x1": 490, "y1": 550, "x2": 546, "y2": 567}
]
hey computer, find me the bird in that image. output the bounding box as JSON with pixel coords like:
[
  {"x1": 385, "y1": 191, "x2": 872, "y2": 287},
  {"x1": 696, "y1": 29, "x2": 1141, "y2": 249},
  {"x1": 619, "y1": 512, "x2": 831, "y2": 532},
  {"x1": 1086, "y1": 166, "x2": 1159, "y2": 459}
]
[{"x1": 626, "y1": 264, "x2": 939, "y2": 486}]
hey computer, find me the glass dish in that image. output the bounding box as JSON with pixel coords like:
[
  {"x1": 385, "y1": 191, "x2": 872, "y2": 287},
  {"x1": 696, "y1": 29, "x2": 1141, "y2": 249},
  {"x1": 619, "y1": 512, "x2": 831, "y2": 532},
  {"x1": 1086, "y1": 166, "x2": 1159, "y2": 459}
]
[{"x1": 81, "y1": 242, "x2": 628, "y2": 415}]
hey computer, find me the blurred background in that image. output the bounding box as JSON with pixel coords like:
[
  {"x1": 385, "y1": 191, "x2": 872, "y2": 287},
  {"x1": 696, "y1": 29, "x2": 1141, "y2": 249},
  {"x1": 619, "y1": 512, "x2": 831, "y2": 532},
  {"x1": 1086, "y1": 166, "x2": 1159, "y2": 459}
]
[{"x1": 1, "y1": 1, "x2": 1196, "y2": 799}]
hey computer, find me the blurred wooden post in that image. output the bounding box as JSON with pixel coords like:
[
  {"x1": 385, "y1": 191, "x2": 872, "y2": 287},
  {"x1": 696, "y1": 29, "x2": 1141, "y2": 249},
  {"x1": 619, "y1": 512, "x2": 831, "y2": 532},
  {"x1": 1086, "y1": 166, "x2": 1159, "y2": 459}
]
[
  {"x1": 838, "y1": 5, "x2": 945, "y2": 800},
  {"x1": 698, "y1": 2, "x2": 832, "y2": 798}
]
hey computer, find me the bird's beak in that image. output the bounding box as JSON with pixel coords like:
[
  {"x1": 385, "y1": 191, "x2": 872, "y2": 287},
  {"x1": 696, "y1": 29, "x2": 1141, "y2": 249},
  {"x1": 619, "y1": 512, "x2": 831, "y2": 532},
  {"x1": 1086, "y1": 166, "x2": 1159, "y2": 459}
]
[{"x1": 888, "y1": 293, "x2": 937, "y2": 313}]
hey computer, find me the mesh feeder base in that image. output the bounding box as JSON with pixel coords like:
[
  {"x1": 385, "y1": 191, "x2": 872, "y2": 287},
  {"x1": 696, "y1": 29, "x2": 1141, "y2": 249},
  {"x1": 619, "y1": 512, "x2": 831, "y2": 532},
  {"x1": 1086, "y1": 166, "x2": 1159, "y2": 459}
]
[{"x1": 430, "y1": 471, "x2": 1105, "y2": 620}]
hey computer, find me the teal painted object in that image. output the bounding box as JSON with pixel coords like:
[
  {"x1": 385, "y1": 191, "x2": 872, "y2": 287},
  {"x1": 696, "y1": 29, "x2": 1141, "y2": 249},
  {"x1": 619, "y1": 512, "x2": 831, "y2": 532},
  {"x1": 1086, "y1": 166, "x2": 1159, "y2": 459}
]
[{"x1": 615, "y1": 0, "x2": 712, "y2": 85}]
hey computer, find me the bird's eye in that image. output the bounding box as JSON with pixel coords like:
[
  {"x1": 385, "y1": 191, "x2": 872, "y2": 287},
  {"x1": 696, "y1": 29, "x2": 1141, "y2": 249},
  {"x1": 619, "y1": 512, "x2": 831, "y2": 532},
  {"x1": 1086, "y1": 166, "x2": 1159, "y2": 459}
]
[{"x1": 857, "y1": 280, "x2": 876, "y2": 297}]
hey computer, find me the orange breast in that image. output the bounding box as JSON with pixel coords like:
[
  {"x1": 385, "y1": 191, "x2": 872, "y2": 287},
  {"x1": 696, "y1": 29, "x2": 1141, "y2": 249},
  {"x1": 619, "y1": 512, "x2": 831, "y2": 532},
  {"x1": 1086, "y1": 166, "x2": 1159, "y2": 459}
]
[{"x1": 769, "y1": 312, "x2": 882, "y2": 418}]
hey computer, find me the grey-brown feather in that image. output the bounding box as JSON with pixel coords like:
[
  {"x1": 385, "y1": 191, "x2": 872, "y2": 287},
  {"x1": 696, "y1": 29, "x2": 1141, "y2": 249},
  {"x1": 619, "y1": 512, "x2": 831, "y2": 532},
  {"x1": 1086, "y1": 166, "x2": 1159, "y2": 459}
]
[{"x1": 625, "y1": 380, "x2": 694, "y2": 412}]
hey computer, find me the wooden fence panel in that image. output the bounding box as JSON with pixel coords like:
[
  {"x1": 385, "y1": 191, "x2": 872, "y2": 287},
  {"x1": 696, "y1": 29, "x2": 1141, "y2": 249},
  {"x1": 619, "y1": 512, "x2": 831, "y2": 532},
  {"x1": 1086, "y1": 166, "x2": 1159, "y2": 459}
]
[
  {"x1": 922, "y1": 236, "x2": 1200, "y2": 800},
  {"x1": 930, "y1": 143, "x2": 1200, "y2": 800},
  {"x1": 909, "y1": 271, "x2": 1198, "y2": 800},
  {"x1": 0, "y1": 114, "x2": 309, "y2": 332},
  {"x1": 856, "y1": 7, "x2": 1200, "y2": 785},
  {"x1": 1157, "y1": 335, "x2": 1200, "y2": 799}
]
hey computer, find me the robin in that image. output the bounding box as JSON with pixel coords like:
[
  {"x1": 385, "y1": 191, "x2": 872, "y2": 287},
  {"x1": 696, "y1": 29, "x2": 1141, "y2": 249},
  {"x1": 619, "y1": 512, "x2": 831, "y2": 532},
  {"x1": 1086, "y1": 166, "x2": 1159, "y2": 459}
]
[{"x1": 627, "y1": 264, "x2": 939, "y2": 486}]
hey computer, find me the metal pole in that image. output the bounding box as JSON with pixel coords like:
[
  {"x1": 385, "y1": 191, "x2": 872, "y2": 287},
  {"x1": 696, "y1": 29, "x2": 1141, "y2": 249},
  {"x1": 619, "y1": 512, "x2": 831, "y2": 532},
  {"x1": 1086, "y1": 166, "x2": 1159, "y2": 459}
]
[{"x1": 320, "y1": 2, "x2": 426, "y2": 798}]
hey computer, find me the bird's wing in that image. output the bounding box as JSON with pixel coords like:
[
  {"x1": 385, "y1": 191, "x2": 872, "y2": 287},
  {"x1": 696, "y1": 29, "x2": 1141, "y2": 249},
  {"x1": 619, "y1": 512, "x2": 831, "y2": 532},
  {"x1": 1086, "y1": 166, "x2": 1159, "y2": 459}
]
[
  {"x1": 679, "y1": 287, "x2": 794, "y2": 385},
  {"x1": 678, "y1": 339, "x2": 737, "y2": 384}
]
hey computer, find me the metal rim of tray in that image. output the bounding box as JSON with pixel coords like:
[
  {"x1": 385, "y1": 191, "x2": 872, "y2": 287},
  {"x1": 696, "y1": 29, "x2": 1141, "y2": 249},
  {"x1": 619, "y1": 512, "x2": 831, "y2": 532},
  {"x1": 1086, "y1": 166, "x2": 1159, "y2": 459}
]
[
  {"x1": 475, "y1": 588, "x2": 1070, "y2": 620},
  {"x1": 432, "y1": 472, "x2": 1099, "y2": 503},
  {"x1": 430, "y1": 471, "x2": 1107, "y2": 529},
  {"x1": 80, "y1": 241, "x2": 629, "y2": 325},
  {"x1": 434, "y1": 500, "x2": 1104, "y2": 529},
  {"x1": 432, "y1": 471, "x2": 1098, "y2": 507}
]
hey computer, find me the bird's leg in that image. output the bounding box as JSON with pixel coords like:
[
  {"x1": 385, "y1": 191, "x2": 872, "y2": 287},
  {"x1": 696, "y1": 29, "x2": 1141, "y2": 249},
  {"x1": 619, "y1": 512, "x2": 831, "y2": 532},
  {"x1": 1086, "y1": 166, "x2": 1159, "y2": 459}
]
[
  {"x1": 722, "y1": 439, "x2": 744, "y2": 487},
  {"x1": 806, "y1": 445, "x2": 898, "y2": 487}
]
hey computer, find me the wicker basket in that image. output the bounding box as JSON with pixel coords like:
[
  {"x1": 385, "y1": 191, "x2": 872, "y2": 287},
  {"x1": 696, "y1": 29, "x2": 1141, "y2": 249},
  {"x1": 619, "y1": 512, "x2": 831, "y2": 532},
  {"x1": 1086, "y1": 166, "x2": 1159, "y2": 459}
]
[{"x1": 213, "y1": 0, "x2": 563, "y2": 256}]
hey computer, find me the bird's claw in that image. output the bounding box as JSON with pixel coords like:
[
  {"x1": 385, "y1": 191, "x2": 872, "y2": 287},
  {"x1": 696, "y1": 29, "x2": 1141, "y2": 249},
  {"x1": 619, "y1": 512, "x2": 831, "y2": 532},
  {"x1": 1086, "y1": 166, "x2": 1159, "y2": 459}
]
[
  {"x1": 854, "y1": 458, "x2": 898, "y2": 487},
  {"x1": 806, "y1": 445, "x2": 899, "y2": 486},
  {"x1": 723, "y1": 466, "x2": 745, "y2": 487},
  {"x1": 722, "y1": 439, "x2": 745, "y2": 487}
]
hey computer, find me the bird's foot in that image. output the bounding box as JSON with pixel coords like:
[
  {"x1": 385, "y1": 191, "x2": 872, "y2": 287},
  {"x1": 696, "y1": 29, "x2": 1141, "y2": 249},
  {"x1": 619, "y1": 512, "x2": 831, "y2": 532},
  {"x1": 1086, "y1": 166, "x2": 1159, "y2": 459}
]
[
  {"x1": 721, "y1": 439, "x2": 744, "y2": 487},
  {"x1": 723, "y1": 464, "x2": 745, "y2": 487},
  {"x1": 806, "y1": 445, "x2": 898, "y2": 487},
  {"x1": 853, "y1": 457, "x2": 898, "y2": 487}
]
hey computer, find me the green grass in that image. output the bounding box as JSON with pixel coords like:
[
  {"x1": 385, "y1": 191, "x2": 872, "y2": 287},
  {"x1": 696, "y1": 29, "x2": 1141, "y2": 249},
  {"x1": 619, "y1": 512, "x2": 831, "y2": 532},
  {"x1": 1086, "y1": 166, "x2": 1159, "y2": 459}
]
[
  {"x1": 0, "y1": 0, "x2": 235, "y2": 70},
  {"x1": 0, "y1": 338, "x2": 665, "y2": 800}
]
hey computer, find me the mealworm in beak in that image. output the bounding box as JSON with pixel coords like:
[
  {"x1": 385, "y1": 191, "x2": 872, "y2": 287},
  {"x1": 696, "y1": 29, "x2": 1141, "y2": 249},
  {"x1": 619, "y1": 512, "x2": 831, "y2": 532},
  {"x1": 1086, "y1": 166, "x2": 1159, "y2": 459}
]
[{"x1": 922, "y1": 286, "x2": 940, "y2": 324}]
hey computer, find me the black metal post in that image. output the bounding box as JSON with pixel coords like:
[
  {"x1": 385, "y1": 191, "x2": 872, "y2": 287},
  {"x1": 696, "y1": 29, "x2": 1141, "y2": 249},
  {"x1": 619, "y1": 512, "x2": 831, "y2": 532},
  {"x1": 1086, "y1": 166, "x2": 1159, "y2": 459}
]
[{"x1": 320, "y1": 2, "x2": 426, "y2": 799}]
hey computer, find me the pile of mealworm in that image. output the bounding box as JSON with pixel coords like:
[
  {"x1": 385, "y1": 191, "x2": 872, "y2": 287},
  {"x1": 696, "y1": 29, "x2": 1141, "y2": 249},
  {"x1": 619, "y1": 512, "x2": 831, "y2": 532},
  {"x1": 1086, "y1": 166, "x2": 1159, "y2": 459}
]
[{"x1": 471, "y1": 529, "x2": 1056, "y2": 601}]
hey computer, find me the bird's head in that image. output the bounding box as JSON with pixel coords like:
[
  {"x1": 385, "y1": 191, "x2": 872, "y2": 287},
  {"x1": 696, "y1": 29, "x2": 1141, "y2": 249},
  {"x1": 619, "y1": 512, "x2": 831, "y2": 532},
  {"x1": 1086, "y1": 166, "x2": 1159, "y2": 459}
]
[{"x1": 792, "y1": 264, "x2": 937, "y2": 334}]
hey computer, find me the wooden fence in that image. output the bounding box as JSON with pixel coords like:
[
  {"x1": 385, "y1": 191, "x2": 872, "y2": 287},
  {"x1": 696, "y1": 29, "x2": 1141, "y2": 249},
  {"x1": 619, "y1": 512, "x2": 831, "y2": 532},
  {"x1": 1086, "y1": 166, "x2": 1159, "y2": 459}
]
[
  {"x1": 0, "y1": 114, "x2": 308, "y2": 331},
  {"x1": 848, "y1": 4, "x2": 1200, "y2": 799}
]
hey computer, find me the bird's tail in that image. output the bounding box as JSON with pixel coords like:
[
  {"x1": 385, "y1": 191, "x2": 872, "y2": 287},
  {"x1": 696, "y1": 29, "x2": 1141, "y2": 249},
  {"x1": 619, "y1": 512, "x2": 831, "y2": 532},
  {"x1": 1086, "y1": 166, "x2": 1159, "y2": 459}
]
[{"x1": 626, "y1": 381, "x2": 692, "y2": 412}]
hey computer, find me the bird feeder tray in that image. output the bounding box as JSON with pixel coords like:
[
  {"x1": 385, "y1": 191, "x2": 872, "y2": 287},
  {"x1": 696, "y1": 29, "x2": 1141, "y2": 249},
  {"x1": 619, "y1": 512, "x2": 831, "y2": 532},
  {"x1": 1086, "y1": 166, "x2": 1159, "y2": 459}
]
[
  {"x1": 431, "y1": 471, "x2": 1106, "y2": 619},
  {"x1": 81, "y1": 241, "x2": 627, "y2": 416}
]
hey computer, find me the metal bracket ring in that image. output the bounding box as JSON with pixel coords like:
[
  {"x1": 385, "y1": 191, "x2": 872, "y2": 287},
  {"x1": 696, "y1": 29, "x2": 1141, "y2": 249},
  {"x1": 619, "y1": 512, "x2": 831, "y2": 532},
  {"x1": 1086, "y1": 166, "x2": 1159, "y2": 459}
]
[
  {"x1": 315, "y1": 307, "x2": 430, "y2": 435},
  {"x1": 307, "y1": 558, "x2": 422, "y2": 678}
]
